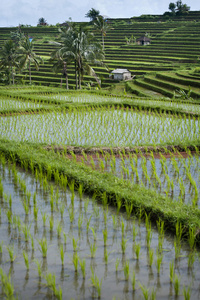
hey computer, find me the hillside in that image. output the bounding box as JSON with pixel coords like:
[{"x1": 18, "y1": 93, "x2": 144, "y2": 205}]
[{"x1": 0, "y1": 11, "x2": 200, "y2": 99}]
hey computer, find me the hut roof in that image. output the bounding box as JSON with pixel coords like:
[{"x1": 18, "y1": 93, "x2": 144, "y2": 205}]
[{"x1": 111, "y1": 68, "x2": 130, "y2": 74}]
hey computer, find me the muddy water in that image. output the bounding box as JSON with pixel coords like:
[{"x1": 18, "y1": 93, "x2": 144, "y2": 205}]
[{"x1": 0, "y1": 162, "x2": 200, "y2": 299}]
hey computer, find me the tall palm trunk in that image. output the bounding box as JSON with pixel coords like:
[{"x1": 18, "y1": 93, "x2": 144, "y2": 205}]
[
  {"x1": 78, "y1": 57, "x2": 82, "y2": 89},
  {"x1": 29, "y1": 58, "x2": 31, "y2": 84},
  {"x1": 11, "y1": 65, "x2": 15, "y2": 85},
  {"x1": 102, "y1": 32, "x2": 104, "y2": 50},
  {"x1": 75, "y1": 60, "x2": 78, "y2": 90},
  {"x1": 63, "y1": 61, "x2": 68, "y2": 89}
]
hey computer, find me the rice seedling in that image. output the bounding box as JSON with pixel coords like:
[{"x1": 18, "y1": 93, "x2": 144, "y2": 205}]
[
  {"x1": 35, "y1": 259, "x2": 42, "y2": 279},
  {"x1": 148, "y1": 248, "x2": 154, "y2": 267},
  {"x1": 183, "y1": 285, "x2": 191, "y2": 300},
  {"x1": 112, "y1": 215, "x2": 117, "y2": 230},
  {"x1": 188, "y1": 227, "x2": 196, "y2": 250},
  {"x1": 115, "y1": 258, "x2": 120, "y2": 272},
  {"x1": 38, "y1": 238, "x2": 48, "y2": 258},
  {"x1": 60, "y1": 244, "x2": 64, "y2": 266},
  {"x1": 0, "y1": 241, "x2": 3, "y2": 254},
  {"x1": 132, "y1": 270, "x2": 136, "y2": 291},
  {"x1": 121, "y1": 236, "x2": 128, "y2": 255},
  {"x1": 59, "y1": 203, "x2": 65, "y2": 219},
  {"x1": 90, "y1": 241, "x2": 97, "y2": 258},
  {"x1": 79, "y1": 258, "x2": 86, "y2": 279},
  {"x1": 78, "y1": 183, "x2": 83, "y2": 199},
  {"x1": 156, "y1": 251, "x2": 163, "y2": 274},
  {"x1": 72, "y1": 252, "x2": 79, "y2": 272},
  {"x1": 33, "y1": 205, "x2": 38, "y2": 221},
  {"x1": 125, "y1": 201, "x2": 133, "y2": 219},
  {"x1": 134, "y1": 242, "x2": 141, "y2": 260},
  {"x1": 6, "y1": 245, "x2": 16, "y2": 263},
  {"x1": 63, "y1": 231, "x2": 67, "y2": 244},
  {"x1": 188, "y1": 251, "x2": 195, "y2": 269},
  {"x1": 49, "y1": 216, "x2": 54, "y2": 233},
  {"x1": 56, "y1": 222, "x2": 62, "y2": 239},
  {"x1": 0, "y1": 267, "x2": 15, "y2": 298},
  {"x1": 123, "y1": 260, "x2": 130, "y2": 281},
  {"x1": 90, "y1": 267, "x2": 102, "y2": 298},
  {"x1": 173, "y1": 274, "x2": 181, "y2": 297},
  {"x1": 102, "y1": 228, "x2": 108, "y2": 246},
  {"x1": 139, "y1": 283, "x2": 150, "y2": 300},
  {"x1": 23, "y1": 250, "x2": 29, "y2": 270},
  {"x1": 169, "y1": 261, "x2": 174, "y2": 283},
  {"x1": 72, "y1": 237, "x2": 79, "y2": 252},
  {"x1": 45, "y1": 272, "x2": 57, "y2": 296},
  {"x1": 78, "y1": 214, "x2": 83, "y2": 231},
  {"x1": 90, "y1": 227, "x2": 97, "y2": 241},
  {"x1": 174, "y1": 240, "x2": 181, "y2": 259},
  {"x1": 41, "y1": 211, "x2": 47, "y2": 227},
  {"x1": 68, "y1": 207, "x2": 74, "y2": 223},
  {"x1": 6, "y1": 209, "x2": 12, "y2": 224}
]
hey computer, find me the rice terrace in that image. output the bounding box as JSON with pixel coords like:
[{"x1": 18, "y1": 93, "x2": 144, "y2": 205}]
[{"x1": 0, "y1": 6, "x2": 200, "y2": 300}]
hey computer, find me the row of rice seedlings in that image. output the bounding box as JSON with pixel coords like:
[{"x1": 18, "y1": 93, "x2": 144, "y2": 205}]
[
  {"x1": 0, "y1": 105, "x2": 199, "y2": 146},
  {"x1": 0, "y1": 154, "x2": 198, "y2": 299},
  {"x1": 69, "y1": 147, "x2": 200, "y2": 206},
  {"x1": 0, "y1": 98, "x2": 44, "y2": 112},
  {"x1": 50, "y1": 93, "x2": 200, "y2": 114}
]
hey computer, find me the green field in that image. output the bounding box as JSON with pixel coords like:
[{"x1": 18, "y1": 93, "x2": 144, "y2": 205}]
[{"x1": 0, "y1": 12, "x2": 200, "y2": 300}]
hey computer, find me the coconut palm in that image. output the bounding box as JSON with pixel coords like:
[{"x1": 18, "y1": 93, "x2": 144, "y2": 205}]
[
  {"x1": 0, "y1": 39, "x2": 18, "y2": 84},
  {"x1": 73, "y1": 26, "x2": 106, "y2": 89},
  {"x1": 17, "y1": 36, "x2": 43, "y2": 84},
  {"x1": 51, "y1": 25, "x2": 106, "y2": 89},
  {"x1": 93, "y1": 16, "x2": 111, "y2": 50},
  {"x1": 49, "y1": 49, "x2": 69, "y2": 89}
]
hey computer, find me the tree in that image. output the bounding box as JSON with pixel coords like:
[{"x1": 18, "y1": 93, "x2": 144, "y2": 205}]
[
  {"x1": 17, "y1": 36, "x2": 43, "y2": 84},
  {"x1": 50, "y1": 25, "x2": 106, "y2": 89},
  {"x1": 176, "y1": 0, "x2": 190, "y2": 14},
  {"x1": 169, "y1": 2, "x2": 176, "y2": 14},
  {"x1": 0, "y1": 40, "x2": 18, "y2": 84},
  {"x1": 167, "y1": 1, "x2": 190, "y2": 15},
  {"x1": 93, "y1": 16, "x2": 111, "y2": 50},
  {"x1": 10, "y1": 26, "x2": 26, "y2": 46},
  {"x1": 38, "y1": 17, "x2": 48, "y2": 26},
  {"x1": 85, "y1": 8, "x2": 100, "y2": 22},
  {"x1": 49, "y1": 48, "x2": 70, "y2": 89}
]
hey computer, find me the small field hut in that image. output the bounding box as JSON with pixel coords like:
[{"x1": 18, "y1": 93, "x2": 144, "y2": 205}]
[
  {"x1": 136, "y1": 36, "x2": 151, "y2": 45},
  {"x1": 110, "y1": 69, "x2": 131, "y2": 80}
]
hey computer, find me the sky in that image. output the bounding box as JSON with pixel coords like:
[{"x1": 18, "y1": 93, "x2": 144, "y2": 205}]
[{"x1": 0, "y1": 0, "x2": 199, "y2": 27}]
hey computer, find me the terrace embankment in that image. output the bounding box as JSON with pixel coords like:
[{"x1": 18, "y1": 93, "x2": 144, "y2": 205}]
[{"x1": 44, "y1": 144, "x2": 200, "y2": 155}]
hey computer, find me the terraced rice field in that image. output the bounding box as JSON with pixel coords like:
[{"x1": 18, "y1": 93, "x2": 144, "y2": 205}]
[{"x1": 0, "y1": 84, "x2": 200, "y2": 299}]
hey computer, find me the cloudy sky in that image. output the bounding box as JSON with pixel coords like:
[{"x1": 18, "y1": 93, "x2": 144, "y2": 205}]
[{"x1": 0, "y1": 0, "x2": 199, "y2": 27}]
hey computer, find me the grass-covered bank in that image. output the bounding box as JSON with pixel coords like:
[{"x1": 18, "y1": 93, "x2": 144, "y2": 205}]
[{"x1": 0, "y1": 138, "x2": 200, "y2": 244}]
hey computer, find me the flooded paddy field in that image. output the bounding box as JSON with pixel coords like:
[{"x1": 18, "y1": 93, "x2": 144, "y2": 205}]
[
  {"x1": 0, "y1": 107, "x2": 199, "y2": 146},
  {"x1": 65, "y1": 150, "x2": 200, "y2": 207},
  {"x1": 0, "y1": 99, "x2": 47, "y2": 113},
  {"x1": 0, "y1": 160, "x2": 200, "y2": 299}
]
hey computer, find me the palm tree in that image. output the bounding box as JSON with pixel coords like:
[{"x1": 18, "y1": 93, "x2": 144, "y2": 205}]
[
  {"x1": 50, "y1": 25, "x2": 106, "y2": 89},
  {"x1": 17, "y1": 36, "x2": 43, "y2": 84},
  {"x1": 49, "y1": 49, "x2": 69, "y2": 89},
  {"x1": 85, "y1": 8, "x2": 100, "y2": 22},
  {"x1": 73, "y1": 26, "x2": 106, "y2": 89},
  {"x1": 0, "y1": 39, "x2": 18, "y2": 85},
  {"x1": 93, "y1": 16, "x2": 111, "y2": 50}
]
